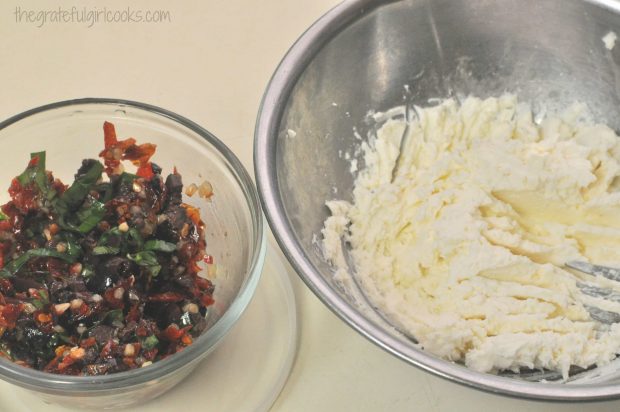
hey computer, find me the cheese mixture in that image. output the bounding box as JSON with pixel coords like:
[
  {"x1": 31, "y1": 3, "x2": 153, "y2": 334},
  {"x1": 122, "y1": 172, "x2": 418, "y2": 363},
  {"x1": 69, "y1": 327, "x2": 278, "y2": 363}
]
[{"x1": 322, "y1": 95, "x2": 620, "y2": 378}]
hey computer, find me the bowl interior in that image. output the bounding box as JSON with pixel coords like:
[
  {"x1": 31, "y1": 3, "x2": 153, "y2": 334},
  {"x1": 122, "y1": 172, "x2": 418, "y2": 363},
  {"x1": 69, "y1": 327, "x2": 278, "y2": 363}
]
[{"x1": 260, "y1": 0, "x2": 620, "y2": 400}]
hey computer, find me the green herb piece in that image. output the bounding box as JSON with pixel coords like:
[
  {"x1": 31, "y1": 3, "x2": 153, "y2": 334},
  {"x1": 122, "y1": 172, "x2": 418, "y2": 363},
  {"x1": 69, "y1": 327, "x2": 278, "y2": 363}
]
[
  {"x1": 0, "y1": 211, "x2": 8, "y2": 221},
  {"x1": 64, "y1": 240, "x2": 83, "y2": 260},
  {"x1": 31, "y1": 289, "x2": 50, "y2": 309},
  {"x1": 94, "y1": 182, "x2": 111, "y2": 202},
  {"x1": 119, "y1": 172, "x2": 138, "y2": 186},
  {"x1": 92, "y1": 246, "x2": 120, "y2": 255},
  {"x1": 125, "y1": 228, "x2": 144, "y2": 253},
  {"x1": 80, "y1": 265, "x2": 95, "y2": 279},
  {"x1": 57, "y1": 160, "x2": 104, "y2": 212},
  {"x1": 142, "y1": 335, "x2": 159, "y2": 350},
  {"x1": 77, "y1": 200, "x2": 106, "y2": 233},
  {"x1": 56, "y1": 215, "x2": 81, "y2": 233},
  {"x1": 38, "y1": 288, "x2": 49, "y2": 304},
  {"x1": 0, "y1": 248, "x2": 76, "y2": 278},
  {"x1": 127, "y1": 250, "x2": 159, "y2": 266},
  {"x1": 17, "y1": 152, "x2": 48, "y2": 195},
  {"x1": 144, "y1": 240, "x2": 176, "y2": 253},
  {"x1": 102, "y1": 309, "x2": 124, "y2": 325},
  {"x1": 55, "y1": 233, "x2": 84, "y2": 260},
  {"x1": 97, "y1": 227, "x2": 121, "y2": 246},
  {"x1": 127, "y1": 251, "x2": 161, "y2": 277}
]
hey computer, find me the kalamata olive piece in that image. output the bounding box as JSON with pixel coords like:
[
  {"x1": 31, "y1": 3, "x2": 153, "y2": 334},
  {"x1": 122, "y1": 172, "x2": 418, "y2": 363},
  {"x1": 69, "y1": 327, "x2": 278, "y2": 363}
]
[
  {"x1": 96, "y1": 256, "x2": 137, "y2": 279},
  {"x1": 89, "y1": 325, "x2": 116, "y2": 345},
  {"x1": 87, "y1": 273, "x2": 115, "y2": 294},
  {"x1": 154, "y1": 219, "x2": 178, "y2": 243},
  {"x1": 164, "y1": 174, "x2": 183, "y2": 206},
  {"x1": 12, "y1": 276, "x2": 43, "y2": 292}
]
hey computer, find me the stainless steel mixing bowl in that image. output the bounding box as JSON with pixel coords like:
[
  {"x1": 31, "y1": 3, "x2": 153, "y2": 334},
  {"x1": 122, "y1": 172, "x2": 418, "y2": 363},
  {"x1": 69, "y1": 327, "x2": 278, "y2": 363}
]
[{"x1": 255, "y1": 0, "x2": 620, "y2": 401}]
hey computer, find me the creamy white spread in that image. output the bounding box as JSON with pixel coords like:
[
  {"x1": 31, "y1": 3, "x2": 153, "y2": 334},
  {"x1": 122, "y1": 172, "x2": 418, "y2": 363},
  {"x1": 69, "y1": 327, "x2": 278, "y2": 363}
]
[
  {"x1": 322, "y1": 95, "x2": 620, "y2": 378},
  {"x1": 603, "y1": 31, "x2": 618, "y2": 50}
]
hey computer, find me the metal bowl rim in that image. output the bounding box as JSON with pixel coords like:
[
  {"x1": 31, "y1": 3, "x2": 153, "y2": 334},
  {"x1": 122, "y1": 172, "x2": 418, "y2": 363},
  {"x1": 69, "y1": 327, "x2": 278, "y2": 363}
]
[{"x1": 254, "y1": 0, "x2": 620, "y2": 401}]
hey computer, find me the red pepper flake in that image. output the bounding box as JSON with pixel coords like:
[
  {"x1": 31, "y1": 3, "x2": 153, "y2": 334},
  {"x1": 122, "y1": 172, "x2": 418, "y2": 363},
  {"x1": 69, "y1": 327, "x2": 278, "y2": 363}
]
[
  {"x1": 141, "y1": 348, "x2": 158, "y2": 361},
  {"x1": 133, "y1": 342, "x2": 142, "y2": 353},
  {"x1": 182, "y1": 204, "x2": 202, "y2": 226},
  {"x1": 75, "y1": 302, "x2": 92, "y2": 318},
  {"x1": 0, "y1": 220, "x2": 11, "y2": 232},
  {"x1": 147, "y1": 292, "x2": 185, "y2": 303},
  {"x1": 27, "y1": 155, "x2": 40, "y2": 168},
  {"x1": 44, "y1": 346, "x2": 69, "y2": 373},
  {"x1": 100, "y1": 340, "x2": 117, "y2": 359},
  {"x1": 80, "y1": 337, "x2": 97, "y2": 349},
  {"x1": 203, "y1": 255, "x2": 213, "y2": 265},
  {"x1": 189, "y1": 260, "x2": 202, "y2": 274},
  {"x1": 0, "y1": 304, "x2": 21, "y2": 328},
  {"x1": 8, "y1": 178, "x2": 39, "y2": 213},
  {"x1": 103, "y1": 287, "x2": 125, "y2": 309},
  {"x1": 163, "y1": 324, "x2": 183, "y2": 341},
  {"x1": 162, "y1": 324, "x2": 192, "y2": 342},
  {"x1": 57, "y1": 353, "x2": 79, "y2": 371},
  {"x1": 100, "y1": 122, "x2": 157, "y2": 177},
  {"x1": 181, "y1": 334, "x2": 193, "y2": 345},
  {"x1": 136, "y1": 164, "x2": 154, "y2": 179},
  {"x1": 200, "y1": 294, "x2": 215, "y2": 307},
  {"x1": 0, "y1": 280, "x2": 12, "y2": 295},
  {"x1": 36, "y1": 312, "x2": 52, "y2": 324},
  {"x1": 126, "y1": 303, "x2": 141, "y2": 323},
  {"x1": 195, "y1": 277, "x2": 212, "y2": 291},
  {"x1": 136, "y1": 326, "x2": 149, "y2": 337}
]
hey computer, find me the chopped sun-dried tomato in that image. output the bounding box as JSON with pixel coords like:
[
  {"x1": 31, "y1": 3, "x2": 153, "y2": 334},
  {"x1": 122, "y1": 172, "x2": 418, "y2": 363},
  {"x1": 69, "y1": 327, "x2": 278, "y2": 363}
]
[
  {"x1": 99, "y1": 122, "x2": 157, "y2": 177},
  {"x1": 148, "y1": 292, "x2": 185, "y2": 303},
  {"x1": 0, "y1": 121, "x2": 214, "y2": 377},
  {"x1": 162, "y1": 324, "x2": 192, "y2": 341},
  {"x1": 0, "y1": 304, "x2": 21, "y2": 328}
]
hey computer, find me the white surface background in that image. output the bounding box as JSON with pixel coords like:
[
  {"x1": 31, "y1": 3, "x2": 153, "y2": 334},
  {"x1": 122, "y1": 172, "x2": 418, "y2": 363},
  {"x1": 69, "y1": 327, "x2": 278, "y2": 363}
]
[{"x1": 2, "y1": 0, "x2": 620, "y2": 411}]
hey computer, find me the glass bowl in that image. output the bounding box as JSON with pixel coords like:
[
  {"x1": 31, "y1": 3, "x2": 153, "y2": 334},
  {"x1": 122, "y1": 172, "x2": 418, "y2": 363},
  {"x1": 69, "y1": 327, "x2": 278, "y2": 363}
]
[{"x1": 0, "y1": 99, "x2": 265, "y2": 409}]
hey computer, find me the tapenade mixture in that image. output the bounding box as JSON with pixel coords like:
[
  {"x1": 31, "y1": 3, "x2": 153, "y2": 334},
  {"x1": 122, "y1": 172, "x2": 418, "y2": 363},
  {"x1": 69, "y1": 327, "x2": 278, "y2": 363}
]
[{"x1": 0, "y1": 122, "x2": 215, "y2": 375}]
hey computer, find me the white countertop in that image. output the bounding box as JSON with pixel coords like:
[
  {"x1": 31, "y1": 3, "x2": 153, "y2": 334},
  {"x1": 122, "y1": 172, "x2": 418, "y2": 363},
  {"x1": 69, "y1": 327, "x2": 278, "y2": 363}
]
[{"x1": 2, "y1": 1, "x2": 620, "y2": 411}]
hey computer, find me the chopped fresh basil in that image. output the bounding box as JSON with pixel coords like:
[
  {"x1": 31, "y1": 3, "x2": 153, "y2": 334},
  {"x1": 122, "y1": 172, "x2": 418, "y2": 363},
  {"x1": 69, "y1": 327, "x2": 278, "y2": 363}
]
[
  {"x1": 97, "y1": 227, "x2": 121, "y2": 246},
  {"x1": 127, "y1": 251, "x2": 161, "y2": 277},
  {"x1": 0, "y1": 248, "x2": 76, "y2": 278},
  {"x1": 92, "y1": 246, "x2": 120, "y2": 255},
  {"x1": 126, "y1": 228, "x2": 144, "y2": 253},
  {"x1": 38, "y1": 288, "x2": 49, "y2": 304},
  {"x1": 56, "y1": 160, "x2": 103, "y2": 212},
  {"x1": 17, "y1": 152, "x2": 48, "y2": 194},
  {"x1": 102, "y1": 309, "x2": 124, "y2": 325},
  {"x1": 144, "y1": 239, "x2": 176, "y2": 253},
  {"x1": 142, "y1": 335, "x2": 159, "y2": 350},
  {"x1": 77, "y1": 200, "x2": 106, "y2": 233},
  {"x1": 80, "y1": 265, "x2": 95, "y2": 279}
]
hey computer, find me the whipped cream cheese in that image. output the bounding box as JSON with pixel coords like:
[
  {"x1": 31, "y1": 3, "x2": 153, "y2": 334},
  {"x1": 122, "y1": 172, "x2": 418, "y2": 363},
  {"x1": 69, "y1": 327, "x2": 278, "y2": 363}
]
[{"x1": 322, "y1": 95, "x2": 620, "y2": 378}]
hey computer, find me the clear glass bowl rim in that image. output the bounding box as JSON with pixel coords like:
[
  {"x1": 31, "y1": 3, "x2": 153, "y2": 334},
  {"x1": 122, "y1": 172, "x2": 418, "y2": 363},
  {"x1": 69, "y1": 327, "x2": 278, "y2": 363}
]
[{"x1": 0, "y1": 98, "x2": 266, "y2": 392}]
